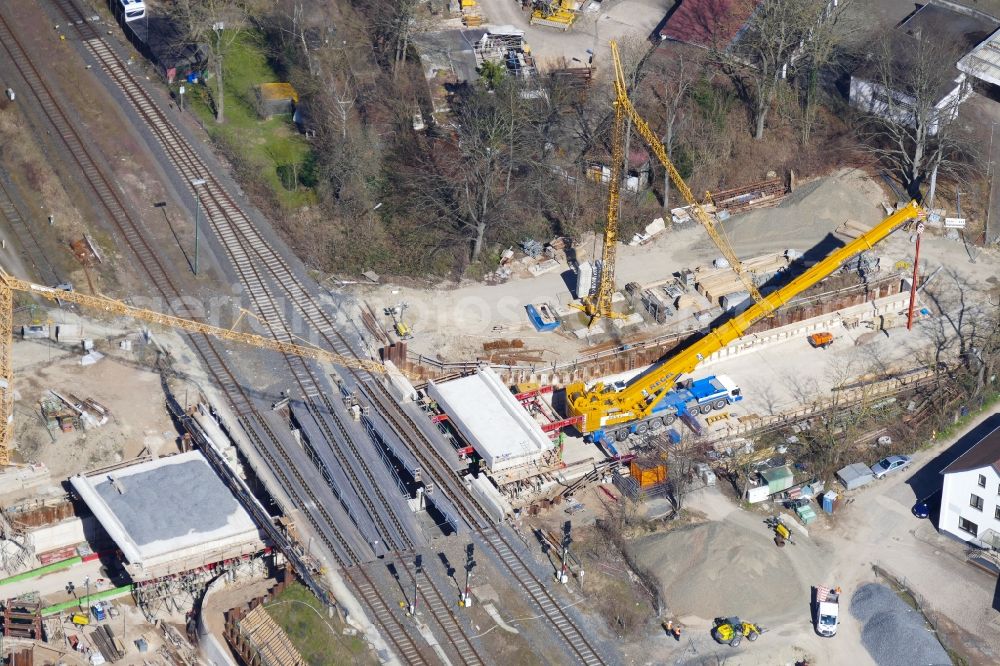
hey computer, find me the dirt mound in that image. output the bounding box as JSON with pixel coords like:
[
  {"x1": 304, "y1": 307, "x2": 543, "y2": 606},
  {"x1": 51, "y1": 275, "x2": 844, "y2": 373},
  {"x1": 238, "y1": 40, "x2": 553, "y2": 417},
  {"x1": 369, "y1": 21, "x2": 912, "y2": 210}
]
[
  {"x1": 629, "y1": 521, "x2": 807, "y2": 622},
  {"x1": 698, "y1": 169, "x2": 885, "y2": 259}
]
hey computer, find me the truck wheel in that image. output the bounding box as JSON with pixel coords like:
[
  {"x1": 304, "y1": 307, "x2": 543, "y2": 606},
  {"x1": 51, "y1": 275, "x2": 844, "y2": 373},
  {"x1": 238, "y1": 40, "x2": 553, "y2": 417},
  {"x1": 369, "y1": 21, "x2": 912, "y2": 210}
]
[
  {"x1": 615, "y1": 429, "x2": 629, "y2": 442},
  {"x1": 635, "y1": 422, "x2": 649, "y2": 434},
  {"x1": 648, "y1": 417, "x2": 663, "y2": 431},
  {"x1": 747, "y1": 630, "x2": 759, "y2": 642},
  {"x1": 700, "y1": 403, "x2": 713, "y2": 415},
  {"x1": 663, "y1": 414, "x2": 677, "y2": 426},
  {"x1": 729, "y1": 635, "x2": 742, "y2": 647},
  {"x1": 712, "y1": 399, "x2": 727, "y2": 410}
]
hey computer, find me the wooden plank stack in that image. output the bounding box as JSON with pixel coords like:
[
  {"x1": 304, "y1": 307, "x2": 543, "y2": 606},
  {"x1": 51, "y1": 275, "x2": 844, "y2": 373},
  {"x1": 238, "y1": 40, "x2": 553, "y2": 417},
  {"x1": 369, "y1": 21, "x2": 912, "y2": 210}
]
[
  {"x1": 238, "y1": 605, "x2": 305, "y2": 666},
  {"x1": 694, "y1": 252, "x2": 790, "y2": 304}
]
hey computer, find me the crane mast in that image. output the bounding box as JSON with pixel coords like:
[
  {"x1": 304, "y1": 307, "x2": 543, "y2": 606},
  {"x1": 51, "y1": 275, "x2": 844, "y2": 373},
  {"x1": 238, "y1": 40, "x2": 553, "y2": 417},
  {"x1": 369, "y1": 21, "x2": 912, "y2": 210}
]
[
  {"x1": 566, "y1": 201, "x2": 922, "y2": 434},
  {"x1": 611, "y1": 40, "x2": 768, "y2": 311},
  {"x1": 0, "y1": 270, "x2": 387, "y2": 465},
  {"x1": 573, "y1": 52, "x2": 627, "y2": 326}
]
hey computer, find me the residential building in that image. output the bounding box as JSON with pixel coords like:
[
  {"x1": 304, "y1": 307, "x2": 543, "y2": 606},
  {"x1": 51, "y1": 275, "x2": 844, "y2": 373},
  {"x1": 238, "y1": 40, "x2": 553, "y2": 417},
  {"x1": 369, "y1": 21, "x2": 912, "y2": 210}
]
[
  {"x1": 849, "y1": 0, "x2": 998, "y2": 133},
  {"x1": 659, "y1": 0, "x2": 763, "y2": 50},
  {"x1": 940, "y1": 421, "x2": 1000, "y2": 549}
]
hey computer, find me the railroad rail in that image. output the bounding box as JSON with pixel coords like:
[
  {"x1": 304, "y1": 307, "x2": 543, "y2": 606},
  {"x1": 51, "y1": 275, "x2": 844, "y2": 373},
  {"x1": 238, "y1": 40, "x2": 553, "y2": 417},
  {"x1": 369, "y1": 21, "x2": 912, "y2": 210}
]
[
  {"x1": 43, "y1": 0, "x2": 426, "y2": 561},
  {"x1": 0, "y1": 175, "x2": 61, "y2": 287},
  {"x1": 0, "y1": 8, "x2": 433, "y2": 663},
  {"x1": 391, "y1": 553, "x2": 487, "y2": 666},
  {"x1": 38, "y1": 1, "x2": 608, "y2": 662}
]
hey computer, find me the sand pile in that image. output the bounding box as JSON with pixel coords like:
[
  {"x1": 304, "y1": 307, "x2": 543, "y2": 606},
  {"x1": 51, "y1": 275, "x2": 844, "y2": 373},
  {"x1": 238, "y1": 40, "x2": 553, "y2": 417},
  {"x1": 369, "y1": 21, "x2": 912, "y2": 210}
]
[
  {"x1": 697, "y1": 169, "x2": 885, "y2": 259},
  {"x1": 629, "y1": 521, "x2": 807, "y2": 622}
]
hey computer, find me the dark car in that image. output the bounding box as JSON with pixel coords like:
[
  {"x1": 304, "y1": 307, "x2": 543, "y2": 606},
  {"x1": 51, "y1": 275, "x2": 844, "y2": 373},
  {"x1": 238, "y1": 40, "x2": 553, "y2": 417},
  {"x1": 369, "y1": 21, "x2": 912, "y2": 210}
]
[{"x1": 912, "y1": 489, "x2": 942, "y2": 519}]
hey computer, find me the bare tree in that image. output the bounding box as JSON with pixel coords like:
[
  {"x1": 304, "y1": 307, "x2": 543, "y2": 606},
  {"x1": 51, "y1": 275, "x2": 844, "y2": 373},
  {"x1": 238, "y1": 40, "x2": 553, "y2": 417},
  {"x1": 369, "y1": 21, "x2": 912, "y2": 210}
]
[
  {"x1": 793, "y1": 0, "x2": 854, "y2": 144},
  {"x1": 719, "y1": 0, "x2": 834, "y2": 140},
  {"x1": 397, "y1": 81, "x2": 540, "y2": 265},
  {"x1": 855, "y1": 34, "x2": 976, "y2": 202},
  {"x1": 652, "y1": 51, "x2": 699, "y2": 216},
  {"x1": 171, "y1": 0, "x2": 256, "y2": 124}
]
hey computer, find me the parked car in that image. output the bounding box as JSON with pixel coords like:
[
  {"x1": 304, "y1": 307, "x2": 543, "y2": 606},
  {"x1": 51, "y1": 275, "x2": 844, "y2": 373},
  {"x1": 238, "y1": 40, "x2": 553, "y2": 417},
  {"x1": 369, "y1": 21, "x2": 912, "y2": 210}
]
[
  {"x1": 912, "y1": 489, "x2": 942, "y2": 519},
  {"x1": 870, "y1": 455, "x2": 911, "y2": 480}
]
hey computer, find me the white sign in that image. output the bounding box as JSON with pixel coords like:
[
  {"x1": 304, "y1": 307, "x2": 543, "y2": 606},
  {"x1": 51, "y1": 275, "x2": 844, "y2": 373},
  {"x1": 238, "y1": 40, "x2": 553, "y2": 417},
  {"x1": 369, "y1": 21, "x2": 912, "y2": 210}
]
[
  {"x1": 179, "y1": 85, "x2": 185, "y2": 95},
  {"x1": 944, "y1": 217, "x2": 967, "y2": 229}
]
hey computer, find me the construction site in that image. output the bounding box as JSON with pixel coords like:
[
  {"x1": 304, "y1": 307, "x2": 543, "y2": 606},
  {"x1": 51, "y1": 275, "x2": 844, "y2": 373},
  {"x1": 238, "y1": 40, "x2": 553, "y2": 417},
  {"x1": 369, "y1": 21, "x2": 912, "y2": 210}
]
[{"x1": 0, "y1": 0, "x2": 999, "y2": 664}]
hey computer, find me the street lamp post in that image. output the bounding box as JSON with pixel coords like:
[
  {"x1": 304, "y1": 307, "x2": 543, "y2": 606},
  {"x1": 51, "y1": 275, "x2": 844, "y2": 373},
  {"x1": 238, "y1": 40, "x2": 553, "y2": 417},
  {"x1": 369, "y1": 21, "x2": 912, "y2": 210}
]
[{"x1": 191, "y1": 178, "x2": 207, "y2": 275}]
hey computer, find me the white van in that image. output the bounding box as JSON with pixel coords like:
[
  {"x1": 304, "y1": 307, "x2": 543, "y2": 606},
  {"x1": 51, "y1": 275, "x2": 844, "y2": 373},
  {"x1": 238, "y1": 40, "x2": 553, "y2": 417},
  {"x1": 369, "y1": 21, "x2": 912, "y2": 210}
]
[{"x1": 118, "y1": 0, "x2": 145, "y2": 22}]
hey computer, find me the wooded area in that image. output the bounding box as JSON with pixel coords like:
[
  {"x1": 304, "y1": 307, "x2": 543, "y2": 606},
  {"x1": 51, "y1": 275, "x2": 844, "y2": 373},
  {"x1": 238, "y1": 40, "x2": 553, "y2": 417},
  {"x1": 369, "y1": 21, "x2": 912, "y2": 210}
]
[{"x1": 172, "y1": 0, "x2": 990, "y2": 279}]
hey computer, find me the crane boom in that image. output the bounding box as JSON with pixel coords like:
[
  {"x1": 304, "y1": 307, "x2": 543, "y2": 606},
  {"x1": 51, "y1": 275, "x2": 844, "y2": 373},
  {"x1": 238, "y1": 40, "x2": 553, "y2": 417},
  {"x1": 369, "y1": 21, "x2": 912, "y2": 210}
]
[
  {"x1": 566, "y1": 201, "x2": 922, "y2": 434},
  {"x1": 0, "y1": 270, "x2": 387, "y2": 465},
  {"x1": 608, "y1": 41, "x2": 768, "y2": 310}
]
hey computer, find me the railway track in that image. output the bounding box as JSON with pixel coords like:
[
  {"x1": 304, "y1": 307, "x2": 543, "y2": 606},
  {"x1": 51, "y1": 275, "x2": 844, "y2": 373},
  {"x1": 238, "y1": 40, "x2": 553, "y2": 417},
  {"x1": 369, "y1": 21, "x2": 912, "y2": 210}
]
[
  {"x1": 35, "y1": 1, "x2": 607, "y2": 662},
  {"x1": 0, "y1": 175, "x2": 61, "y2": 287},
  {"x1": 392, "y1": 554, "x2": 487, "y2": 666},
  {"x1": 43, "y1": 0, "x2": 423, "y2": 561},
  {"x1": 0, "y1": 7, "x2": 432, "y2": 663}
]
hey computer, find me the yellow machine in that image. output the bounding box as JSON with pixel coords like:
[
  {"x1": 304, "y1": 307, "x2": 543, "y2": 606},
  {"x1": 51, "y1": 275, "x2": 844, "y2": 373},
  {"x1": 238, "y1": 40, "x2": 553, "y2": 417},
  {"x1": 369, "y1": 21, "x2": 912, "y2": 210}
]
[
  {"x1": 531, "y1": 1, "x2": 577, "y2": 28},
  {"x1": 70, "y1": 613, "x2": 89, "y2": 626},
  {"x1": 575, "y1": 42, "x2": 768, "y2": 328},
  {"x1": 564, "y1": 40, "x2": 923, "y2": 439},
  {"x1": 712, "y1": 617, "x2": 764, "y2": 646},
  {"x1": 565, "y1": 202, "x2": 920, "y2": 438},
  {"x1": 0, "y1": 270, "x2": 388, "y2": 466}
]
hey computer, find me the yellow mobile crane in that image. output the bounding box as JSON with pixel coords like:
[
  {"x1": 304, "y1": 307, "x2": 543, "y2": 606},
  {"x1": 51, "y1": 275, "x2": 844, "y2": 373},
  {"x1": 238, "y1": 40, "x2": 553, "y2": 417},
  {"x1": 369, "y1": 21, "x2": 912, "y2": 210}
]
[
  {"x1": 0, "y1": 269, "x2": 387, "y2": 466},
  {"x1": 565, "y1": 202, "x2": 921, "y2": 440},
  {"x1": 565, "y1": 41, "x2": 923, "y2": 441}
]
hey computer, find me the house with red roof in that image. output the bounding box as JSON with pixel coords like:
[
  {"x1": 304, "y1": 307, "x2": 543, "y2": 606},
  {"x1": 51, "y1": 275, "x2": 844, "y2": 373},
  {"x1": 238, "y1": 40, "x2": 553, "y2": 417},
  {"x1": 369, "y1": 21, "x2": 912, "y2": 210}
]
[{"x1": 659, "y1": 0, "x2": 763, "y2": 50}]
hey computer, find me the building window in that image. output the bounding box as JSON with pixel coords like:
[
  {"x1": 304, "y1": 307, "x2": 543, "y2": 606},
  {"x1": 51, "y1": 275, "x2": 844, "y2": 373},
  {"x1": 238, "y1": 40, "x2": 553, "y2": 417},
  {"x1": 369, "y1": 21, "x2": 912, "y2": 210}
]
[
  {"x1": 971, "y1": 494, "x2": 984, "y2": 511},
  {"x1": 995, "y1": 506, "x2": 1000, "y2": 521},
  {"x1": 959, "y1": 517, "x2": 979, "y2": 536},
  {"x1": 979, "y1": 474, "x2": 987, "y2": 488}
]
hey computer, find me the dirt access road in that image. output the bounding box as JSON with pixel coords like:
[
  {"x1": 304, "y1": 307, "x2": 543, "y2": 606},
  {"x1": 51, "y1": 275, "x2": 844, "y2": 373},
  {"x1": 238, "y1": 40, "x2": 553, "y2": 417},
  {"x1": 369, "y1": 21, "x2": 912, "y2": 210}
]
[
  {"x1": 476, "y1": 0, "x2": 672, "y2": 69},
  {"x1": 624, "y1": 413, "x2": 1000, "y2": 666}
]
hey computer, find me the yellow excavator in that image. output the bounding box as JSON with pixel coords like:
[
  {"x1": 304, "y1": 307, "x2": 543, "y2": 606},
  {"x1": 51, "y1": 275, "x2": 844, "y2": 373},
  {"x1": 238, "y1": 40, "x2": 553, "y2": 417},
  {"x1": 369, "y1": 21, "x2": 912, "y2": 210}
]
[{"x1": 564, "y1": 43, "x2": 924, "y2": 445}]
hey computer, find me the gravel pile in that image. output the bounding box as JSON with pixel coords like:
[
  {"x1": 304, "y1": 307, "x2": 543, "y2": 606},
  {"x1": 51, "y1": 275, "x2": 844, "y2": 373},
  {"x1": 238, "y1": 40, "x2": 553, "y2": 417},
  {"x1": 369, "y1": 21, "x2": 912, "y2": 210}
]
[
  {"x1": 850, "y1": 583, "x2": 950, "y2": 666},
  {"x1": 698, "y1": 169, "x2": 884, "y2": 258},
  {"x1": 629, "y1": 521, "x2": 804, "y2": 621}
]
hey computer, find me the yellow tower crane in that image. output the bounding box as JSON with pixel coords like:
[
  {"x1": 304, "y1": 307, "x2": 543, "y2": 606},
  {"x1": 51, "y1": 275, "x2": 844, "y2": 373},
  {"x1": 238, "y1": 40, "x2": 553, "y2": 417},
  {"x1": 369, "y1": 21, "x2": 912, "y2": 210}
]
[
  {"x1": 607, "y1": 40, "x2": 768, "y2": 311},
  {"x1": 571, "y1": 45, "x2": 626, "y2": 326},
  {"x1": 575, "y1": 41, "x2": 767, "y2": 327},
  {"x1": 0, "y1": 269, "x2": 388, "y2": 466}
]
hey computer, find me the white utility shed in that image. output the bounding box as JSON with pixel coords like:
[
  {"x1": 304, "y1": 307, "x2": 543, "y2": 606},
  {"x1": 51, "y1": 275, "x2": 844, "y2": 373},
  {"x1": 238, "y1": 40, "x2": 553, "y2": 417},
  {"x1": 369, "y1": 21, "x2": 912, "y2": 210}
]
[{"x1": 428, "y1": 367, "x2": 553, "y2": 472}]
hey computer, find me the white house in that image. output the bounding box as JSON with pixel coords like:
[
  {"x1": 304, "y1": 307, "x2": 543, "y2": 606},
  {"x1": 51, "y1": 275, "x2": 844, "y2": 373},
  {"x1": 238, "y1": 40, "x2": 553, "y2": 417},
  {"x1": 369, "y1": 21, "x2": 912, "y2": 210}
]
[
  {"x1": 940, "y1": 421, "x2": 1000, "y2": 549},
  {"x1": 849, "y1": 0, "x2": 997, "y2": 135}
]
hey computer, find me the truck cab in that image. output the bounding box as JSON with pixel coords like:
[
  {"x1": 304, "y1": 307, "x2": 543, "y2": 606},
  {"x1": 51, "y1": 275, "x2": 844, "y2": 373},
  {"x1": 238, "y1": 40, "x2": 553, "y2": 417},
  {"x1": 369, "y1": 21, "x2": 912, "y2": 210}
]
[{"x1": 814, "y1": 586, "x2": 840, "y2": 636}]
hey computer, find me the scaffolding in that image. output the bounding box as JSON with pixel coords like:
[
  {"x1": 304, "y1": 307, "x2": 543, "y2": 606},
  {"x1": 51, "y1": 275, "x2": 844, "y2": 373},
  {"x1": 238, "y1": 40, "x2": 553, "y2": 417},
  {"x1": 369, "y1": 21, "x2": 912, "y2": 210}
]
[
  {"x1": 133, "y1": 552, "x2": 267, "y2": 621},
  {"x1": 0, "y1": 507, "x2": 34, "y2": 575},
  {"x1": 473, "y1": 31, "x2": 537, "y2": 79}
]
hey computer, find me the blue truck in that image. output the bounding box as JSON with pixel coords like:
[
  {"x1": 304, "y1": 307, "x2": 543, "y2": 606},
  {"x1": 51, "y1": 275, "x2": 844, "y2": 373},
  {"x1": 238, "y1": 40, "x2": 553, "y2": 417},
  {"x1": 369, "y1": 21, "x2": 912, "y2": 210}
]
[{"x1": 594, "y1": 374, "x2": 742, "y2": 447}]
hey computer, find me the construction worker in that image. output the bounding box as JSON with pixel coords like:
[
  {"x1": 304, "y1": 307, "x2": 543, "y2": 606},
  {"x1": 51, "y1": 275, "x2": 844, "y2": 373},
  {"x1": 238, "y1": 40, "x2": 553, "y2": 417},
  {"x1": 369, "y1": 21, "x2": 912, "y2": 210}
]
[
  {"x1": 664, "y1": 619, "x2": 673, "y2": 636},
  {"x1": 672, "y1": 623, "x2": 682, "y2": 641}
]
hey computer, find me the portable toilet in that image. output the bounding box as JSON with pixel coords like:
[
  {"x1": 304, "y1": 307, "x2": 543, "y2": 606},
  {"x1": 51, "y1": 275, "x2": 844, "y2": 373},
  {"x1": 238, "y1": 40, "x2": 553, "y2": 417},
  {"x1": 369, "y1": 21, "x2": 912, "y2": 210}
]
[{"x1": 822, "y1": 491, "x2": 839, "y2": 514}]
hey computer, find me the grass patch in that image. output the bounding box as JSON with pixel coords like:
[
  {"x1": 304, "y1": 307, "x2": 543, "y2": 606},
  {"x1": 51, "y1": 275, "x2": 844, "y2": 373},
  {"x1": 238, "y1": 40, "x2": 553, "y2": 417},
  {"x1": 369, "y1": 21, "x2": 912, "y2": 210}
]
[
  {"x1": 264, "y1": 582, "x2": 375, "y2": 666},
  {"x1": 932, "y1": 390, "x2": 1000, "y2": 444},
  {"x1": 182, "y1": 30, "x2": 315, "y2": 210}
]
